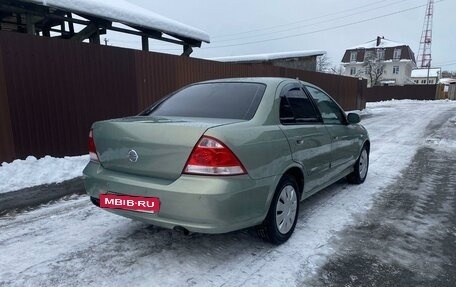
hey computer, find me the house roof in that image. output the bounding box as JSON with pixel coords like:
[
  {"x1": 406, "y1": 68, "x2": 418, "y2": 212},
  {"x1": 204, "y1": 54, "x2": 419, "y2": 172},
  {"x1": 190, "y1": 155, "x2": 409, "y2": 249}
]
[
  {"x1": 411, "y1": 68, "x2": 441, "y2": 78},
  {"x1": 27, "y1": 0, "x2": 210, "y2": 43},
  {"x1": 348, "y1": 38, "x2": 405, "y2": 49},
  {"x1": 341, "y1": 37, "x2": 415, "y2": 64},
  {"x1": 210, "y1": 50, "x2": 326, "y2": 63},
  {"x1": 438, "y1": 78, "x2": 456, "y2": 84}
]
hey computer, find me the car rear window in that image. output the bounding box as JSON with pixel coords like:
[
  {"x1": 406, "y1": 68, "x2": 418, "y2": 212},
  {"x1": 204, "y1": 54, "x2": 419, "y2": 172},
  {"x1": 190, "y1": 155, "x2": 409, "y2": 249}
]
[{"x1": 144, "y1": 82, "x2": 266, "y2": 120}]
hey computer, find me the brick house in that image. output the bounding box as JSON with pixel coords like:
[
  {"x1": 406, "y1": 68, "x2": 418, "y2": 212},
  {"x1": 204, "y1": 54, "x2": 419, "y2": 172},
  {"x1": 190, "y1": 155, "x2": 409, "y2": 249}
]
[{"x1": 341, "y1": 37, "x2": 417, "y2": 86}]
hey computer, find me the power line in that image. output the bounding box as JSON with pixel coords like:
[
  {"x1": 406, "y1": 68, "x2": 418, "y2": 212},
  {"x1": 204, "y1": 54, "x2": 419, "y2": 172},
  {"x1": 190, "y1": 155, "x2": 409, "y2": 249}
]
[
  {"x1": 202, "y1": 1, "x2": 444, "y2": 50},
  {"x1": 212, "y1": 0, "x2": 401, "y2": 39},
  {"x1": 213, "y1": 0, "x2": 416, "y2": 44}
]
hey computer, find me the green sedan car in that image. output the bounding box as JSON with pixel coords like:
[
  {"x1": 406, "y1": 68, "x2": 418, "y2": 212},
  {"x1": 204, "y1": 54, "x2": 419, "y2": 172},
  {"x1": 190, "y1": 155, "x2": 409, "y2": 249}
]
[{"x1": 83, "y1": 77, "x2": 370, "y2": 244}]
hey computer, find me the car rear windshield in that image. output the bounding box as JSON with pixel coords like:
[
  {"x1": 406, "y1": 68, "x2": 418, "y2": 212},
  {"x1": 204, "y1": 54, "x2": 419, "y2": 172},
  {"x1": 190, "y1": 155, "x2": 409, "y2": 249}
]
[{"x1": 143, "y1": 82, "x2": 266, "y2": 120}]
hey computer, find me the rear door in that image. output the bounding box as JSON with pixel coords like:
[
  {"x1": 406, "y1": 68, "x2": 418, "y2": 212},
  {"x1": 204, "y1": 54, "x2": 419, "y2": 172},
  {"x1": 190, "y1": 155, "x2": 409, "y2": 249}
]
[
  {"x1": 278, "y1": 84, "x2": 332, "y2": 193},
  {"x1": 304, "y1": 85, "x2": 360, "y2": 175}
]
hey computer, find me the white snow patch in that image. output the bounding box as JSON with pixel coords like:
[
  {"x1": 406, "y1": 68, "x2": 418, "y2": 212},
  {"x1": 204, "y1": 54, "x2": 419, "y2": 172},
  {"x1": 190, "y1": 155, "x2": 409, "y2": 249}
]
[
  {"x1": 29, "y1": 0, "x2": 210, "y2": 43},
  {"x1": 348, "y1": 38, "x2": 405, "y2": 49},
  {"x1": 0, "y1": 155, "x2": 89, "y2": 193}
]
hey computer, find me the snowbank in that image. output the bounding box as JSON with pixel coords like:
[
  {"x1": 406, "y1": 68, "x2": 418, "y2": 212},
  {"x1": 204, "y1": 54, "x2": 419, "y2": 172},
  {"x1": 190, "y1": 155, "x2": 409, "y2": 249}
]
[{"x1": 0, "y1": 155, "x2": 89, "y2": 193}]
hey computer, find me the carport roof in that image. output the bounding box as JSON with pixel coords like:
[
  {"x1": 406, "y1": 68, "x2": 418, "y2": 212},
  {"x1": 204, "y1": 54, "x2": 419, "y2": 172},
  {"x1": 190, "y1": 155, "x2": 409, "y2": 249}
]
[
  {"x1": 210, "y1": 50, "x2": 326, "y2": 63},
  {"x1": 26, "y1": 0, "x2": 210, "y2": 43}
]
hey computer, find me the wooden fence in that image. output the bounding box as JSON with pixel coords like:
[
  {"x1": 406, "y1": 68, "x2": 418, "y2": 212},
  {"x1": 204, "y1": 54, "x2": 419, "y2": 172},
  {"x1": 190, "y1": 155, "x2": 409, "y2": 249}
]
[{"x1": 0, "y1": 31, "x2": 366, "y2": 162}]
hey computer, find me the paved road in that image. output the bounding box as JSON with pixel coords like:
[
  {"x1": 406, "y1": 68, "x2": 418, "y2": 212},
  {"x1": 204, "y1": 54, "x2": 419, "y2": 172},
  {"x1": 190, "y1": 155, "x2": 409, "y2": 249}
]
[
  {"x1": 310, "y1": 112, "x2": 456, "y2": 286},
  {"x1": 1, "y1": 101, "x2": 455, "y2": 287},
  {"x1": 0, "y1": 178, "x2": 84, "y2": 215}
]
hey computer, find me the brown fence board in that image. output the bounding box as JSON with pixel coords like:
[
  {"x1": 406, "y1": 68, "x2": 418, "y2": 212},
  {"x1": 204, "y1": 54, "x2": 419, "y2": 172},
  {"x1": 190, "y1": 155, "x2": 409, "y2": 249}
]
[
  {"x1": 0, "y1": 44, "x2": 15, "y2": 163},
  {"x1": 365, "y1": 85, "x2": 437, "y2": 102},
  {"x1": 0, "y1": 31, "x2": 365, "y2": 162}
]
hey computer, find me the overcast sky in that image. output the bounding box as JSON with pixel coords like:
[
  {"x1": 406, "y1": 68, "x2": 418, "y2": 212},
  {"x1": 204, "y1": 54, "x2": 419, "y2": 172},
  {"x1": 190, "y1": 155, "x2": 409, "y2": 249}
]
[{"x1": 109, "y1": 0, "x2": 456, "y2": 71}]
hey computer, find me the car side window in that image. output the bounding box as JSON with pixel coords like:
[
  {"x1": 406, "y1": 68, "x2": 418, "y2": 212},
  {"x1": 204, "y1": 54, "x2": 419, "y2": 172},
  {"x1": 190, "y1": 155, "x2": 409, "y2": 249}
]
[
  {"x1": 280, "y1": 88, "x2": 319, "y2": 124},
  {"x1": 305, "y1": 86, "x2": 345, "y2": 125}
]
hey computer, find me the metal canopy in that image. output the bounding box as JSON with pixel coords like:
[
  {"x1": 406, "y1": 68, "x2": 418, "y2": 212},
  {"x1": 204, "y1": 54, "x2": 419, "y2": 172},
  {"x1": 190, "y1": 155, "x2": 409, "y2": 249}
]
[{"x1": 0, "y1": 0, "x2": 203, "y2": 56}]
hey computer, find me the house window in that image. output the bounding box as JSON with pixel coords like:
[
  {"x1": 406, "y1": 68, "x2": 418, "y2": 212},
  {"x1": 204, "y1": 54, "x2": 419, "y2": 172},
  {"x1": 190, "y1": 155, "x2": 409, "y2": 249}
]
[
  {"x1": 350, "y1": 67, "x2": 356, "y2": 75},
  {"x1": 421, "y1": 79, "x2": 426, "y2": 84},
  {"x1": 364, "y1": 51, "x2": 374, "y2": 61},
  {"x1": 377, "y1": 49, "x2": 385, "y2": 61},
  {"x1": 393, "y1": 66, "x2": 400, "y2": 74},
  {"x1": 350, "y1": 52, "x2": 357, "y2": 62},
  {"x1": 414, "y1": 80, "x2": 419, "y2": 84},
  {"x1": 393, "y1": 48, "x2": 402, "y2": 60},
  {"x1": 428, "y1": 80, "x2": 434, "y2": 84}
]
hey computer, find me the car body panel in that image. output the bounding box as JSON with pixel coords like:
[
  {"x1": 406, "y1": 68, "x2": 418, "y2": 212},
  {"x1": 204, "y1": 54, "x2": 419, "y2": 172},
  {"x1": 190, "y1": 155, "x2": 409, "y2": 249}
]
[
  {"x1": 92, "y1": 117, "x2": 241, "y2": 180},
  {"x1": 83, "y1": 77, "x2": 370, "y2": 234},
  {"x1": 84, "y1": 161, "x2": 277, "y2": 233}
]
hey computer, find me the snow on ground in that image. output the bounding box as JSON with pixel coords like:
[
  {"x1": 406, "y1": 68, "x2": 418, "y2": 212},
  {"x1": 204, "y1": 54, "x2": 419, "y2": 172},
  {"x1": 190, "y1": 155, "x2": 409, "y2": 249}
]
[
  {"x1": 0, "y1": 155, "x2": 89, "y2": 193},
  {"x1": 1, "y1": 100, "x2": 456, "y2": 286}
]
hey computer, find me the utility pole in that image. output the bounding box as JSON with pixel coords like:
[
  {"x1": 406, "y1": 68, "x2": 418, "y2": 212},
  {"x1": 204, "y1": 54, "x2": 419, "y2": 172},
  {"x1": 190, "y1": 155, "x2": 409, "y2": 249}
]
[{"x1": 417, "y1": 0, "x2": 434, "y2": 69}]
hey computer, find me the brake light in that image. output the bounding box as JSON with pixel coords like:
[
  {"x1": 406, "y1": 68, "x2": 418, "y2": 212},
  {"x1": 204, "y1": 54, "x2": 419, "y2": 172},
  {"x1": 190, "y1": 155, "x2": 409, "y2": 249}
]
[
  {"x1": 183, "y1": 136, "x2": 247, "y2": 176},
  {"x1": 88, "y1": 129, "x2": 99, "y2": 162}
]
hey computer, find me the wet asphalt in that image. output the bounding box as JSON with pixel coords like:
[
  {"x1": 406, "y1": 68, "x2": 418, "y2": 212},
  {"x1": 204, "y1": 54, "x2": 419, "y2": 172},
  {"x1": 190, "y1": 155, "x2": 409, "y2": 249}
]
[
  {"x1": 309, "y1": 112, "x2": 456, "y2": 286},
  {"x1": 0, "y1": 178, "x2": 85, "y2": 215}
]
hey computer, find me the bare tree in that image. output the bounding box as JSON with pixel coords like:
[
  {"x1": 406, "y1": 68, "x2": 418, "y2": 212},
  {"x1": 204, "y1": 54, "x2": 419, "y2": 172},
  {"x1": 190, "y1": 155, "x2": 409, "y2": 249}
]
[
  {"x1": 441, "y1": 70, "x2": 456, "y2": 78},
  {"x1": 317, "y1": 54, "x2": 332, "y2": 73},
  {"x1": 330, "y1": 65, "x2": 344, "y2": 75},
  {"x1": 363, "y1": 54, "x2": 385, "y2": 87}
]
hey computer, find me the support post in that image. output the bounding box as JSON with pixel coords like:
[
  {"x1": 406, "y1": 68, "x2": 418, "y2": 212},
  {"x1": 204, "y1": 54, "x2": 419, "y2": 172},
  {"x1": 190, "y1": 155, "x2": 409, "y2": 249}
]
[
  {"x1": 25, "y1": 14, "x2": 35, "y2": 34},
  {"x1": 141, "y1": 35, "x2": 149, "y2": 51},
  {"x1": 181, "y1": 44, "x2": 193, "y2": 57}
]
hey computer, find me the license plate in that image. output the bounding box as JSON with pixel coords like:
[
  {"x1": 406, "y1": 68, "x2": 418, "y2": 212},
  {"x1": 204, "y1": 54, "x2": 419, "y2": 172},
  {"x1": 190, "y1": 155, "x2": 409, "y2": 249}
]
[{"x1": 99, "y1": 194, "x2": 160, "y2": 213}]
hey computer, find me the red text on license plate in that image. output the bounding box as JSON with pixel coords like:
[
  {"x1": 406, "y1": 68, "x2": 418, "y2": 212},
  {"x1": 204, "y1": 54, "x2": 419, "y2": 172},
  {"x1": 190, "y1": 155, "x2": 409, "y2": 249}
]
[{"x1": 100, "y1": 194, "x2": 160, "y2": 213}]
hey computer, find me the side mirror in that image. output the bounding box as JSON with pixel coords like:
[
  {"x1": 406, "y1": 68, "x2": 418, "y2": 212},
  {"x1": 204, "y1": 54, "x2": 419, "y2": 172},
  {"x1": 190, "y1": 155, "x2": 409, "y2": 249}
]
[{"x1": 347, "y1": 113, "x2": 360, "y2": 124}]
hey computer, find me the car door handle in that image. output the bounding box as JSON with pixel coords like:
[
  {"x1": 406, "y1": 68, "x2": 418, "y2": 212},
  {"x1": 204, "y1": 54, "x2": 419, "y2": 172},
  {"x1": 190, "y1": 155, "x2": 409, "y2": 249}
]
[{"x1": 296, "y1": 139, "x2": 304, "y2": 145}]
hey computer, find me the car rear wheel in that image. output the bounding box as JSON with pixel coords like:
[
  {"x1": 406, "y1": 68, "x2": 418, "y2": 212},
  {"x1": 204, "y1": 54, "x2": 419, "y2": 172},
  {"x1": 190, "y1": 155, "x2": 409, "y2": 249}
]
[
  {"x1": 347, "y1": 145, "x2": 369, "y2": 184},
  {"x1": 257, "y1": 174, "x2": 300, "y2": 245}
]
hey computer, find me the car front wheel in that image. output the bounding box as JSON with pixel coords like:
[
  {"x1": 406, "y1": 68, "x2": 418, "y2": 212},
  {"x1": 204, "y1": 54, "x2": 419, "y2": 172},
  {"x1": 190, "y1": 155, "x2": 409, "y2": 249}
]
[{"x1": 257, "y1": 174, "x2": 300, "y2": 245}]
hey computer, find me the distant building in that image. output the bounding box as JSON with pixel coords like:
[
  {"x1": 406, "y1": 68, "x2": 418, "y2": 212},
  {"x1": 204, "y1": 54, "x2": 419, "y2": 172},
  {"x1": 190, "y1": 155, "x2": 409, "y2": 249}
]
[
  {"x1": 411, "y1": 68, "x2": 441, "y2": 85},
  {"x1": 341, "y1": 36, "x2": 416, "y2": 86},
  {"x1": 211, "y1": 50, "x2": 326, "y2": 72}
]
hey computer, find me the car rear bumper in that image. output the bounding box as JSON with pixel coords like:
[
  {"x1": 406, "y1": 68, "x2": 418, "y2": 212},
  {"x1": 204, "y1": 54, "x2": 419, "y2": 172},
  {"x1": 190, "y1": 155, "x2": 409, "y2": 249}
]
[{"x1": 83, "y1": 162, "x2": 275, "y2": 234}]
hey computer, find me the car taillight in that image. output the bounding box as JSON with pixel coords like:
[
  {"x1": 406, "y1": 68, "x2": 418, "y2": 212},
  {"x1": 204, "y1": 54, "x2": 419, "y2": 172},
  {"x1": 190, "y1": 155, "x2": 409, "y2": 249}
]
[
  {"x1": 183, "y1": 136, "x2": 247, "y2": 176},
  {"x1": 88, "y1": 129, "x2": 99, "y2": 162}
]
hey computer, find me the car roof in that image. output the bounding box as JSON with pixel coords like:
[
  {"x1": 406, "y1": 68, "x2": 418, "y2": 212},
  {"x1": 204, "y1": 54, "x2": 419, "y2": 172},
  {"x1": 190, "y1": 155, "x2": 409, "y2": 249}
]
[{"x1": 197, "y1": 77, "x2": 314, "y2": 87}]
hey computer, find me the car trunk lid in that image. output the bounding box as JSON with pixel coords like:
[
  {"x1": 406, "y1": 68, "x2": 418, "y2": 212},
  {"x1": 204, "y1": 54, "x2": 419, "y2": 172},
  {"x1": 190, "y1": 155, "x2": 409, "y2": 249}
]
[{"x1": 92, "y1": 116, "x2": 241, "y2": 180}]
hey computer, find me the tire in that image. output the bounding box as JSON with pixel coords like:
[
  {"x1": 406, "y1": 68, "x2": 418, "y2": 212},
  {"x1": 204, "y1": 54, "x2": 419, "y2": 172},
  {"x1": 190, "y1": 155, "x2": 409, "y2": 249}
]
[
  {"x1": 347, "y1": 145, "x2": 369, "y2": 184},
  {"x1": 257, "y1": 174, "x2": 300, "y2": 245}
]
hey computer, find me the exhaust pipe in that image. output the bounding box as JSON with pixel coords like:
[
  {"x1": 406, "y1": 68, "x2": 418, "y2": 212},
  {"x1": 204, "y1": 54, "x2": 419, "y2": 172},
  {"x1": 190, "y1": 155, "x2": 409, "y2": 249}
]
[{"x1": 174, "y1": 226, "x2": 190, "y2": 236}]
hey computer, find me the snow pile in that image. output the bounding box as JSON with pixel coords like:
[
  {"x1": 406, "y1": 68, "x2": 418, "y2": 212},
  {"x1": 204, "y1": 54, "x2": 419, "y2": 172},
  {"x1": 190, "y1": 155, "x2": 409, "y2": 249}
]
[
  {"x1": 29, "y1": 0, "x2": 210, "y2": 43},
  {"x1": 0, "y1": 155, "x2": 89, "y2": 193}
]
